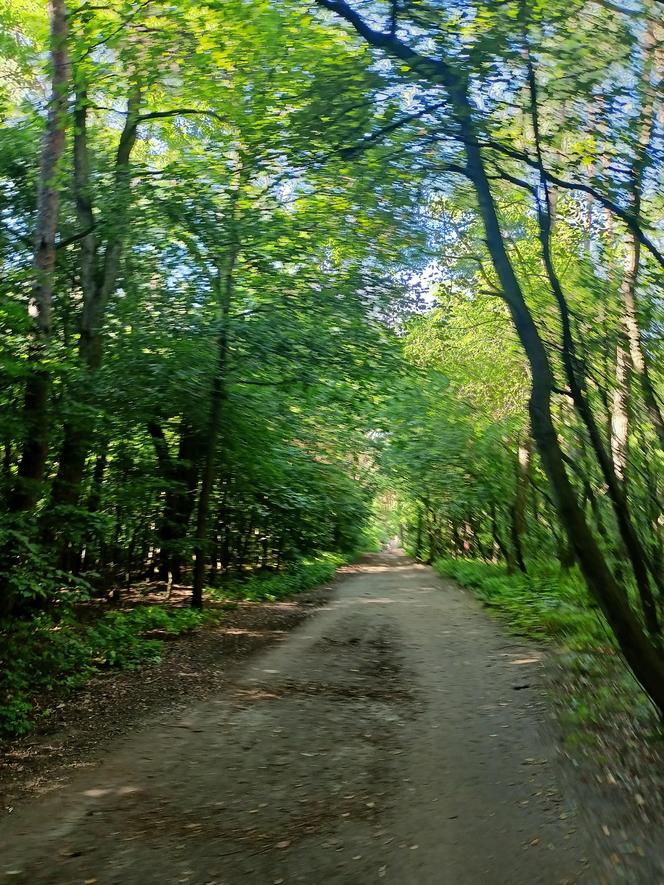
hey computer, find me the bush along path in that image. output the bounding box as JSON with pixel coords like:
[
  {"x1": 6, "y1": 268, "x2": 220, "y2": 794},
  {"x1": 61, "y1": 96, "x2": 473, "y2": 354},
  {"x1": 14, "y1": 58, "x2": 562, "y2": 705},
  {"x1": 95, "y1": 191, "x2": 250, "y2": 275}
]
[
  {"x1": 434, "y1": 557, "x2": 664, "y2": 881},
  {"x1": 0, "y1": 553, "x2": 356, "y2": 804}
]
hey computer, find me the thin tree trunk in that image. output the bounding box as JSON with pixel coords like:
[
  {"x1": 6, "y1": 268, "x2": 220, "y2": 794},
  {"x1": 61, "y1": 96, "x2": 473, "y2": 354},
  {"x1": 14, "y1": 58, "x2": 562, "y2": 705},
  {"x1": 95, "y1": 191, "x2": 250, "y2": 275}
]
[
  {"x1": 610, "y1": 343, "x2": 630, "y2": 484},
  {"x1": 510, "y1": 438, "x2": 531, "y2": 573},
  {"x1": 491, "y1": 503, "x2": 514, "y2": 570},
  {"x1": 191, "y1": 235, "x2": 239, "y2": 608},
  {"x1": 621, "y1": 234, "x2": 664, "y2": 451},
  {"x1": 414, "y1": 507, "x2": 423, "y2": 559},
  {"x1": 0, "y1": 0, "x2": 70, "y2": 617},
  {"x1": 620, "y1": 10, "x2": 664, "y2": 452}
]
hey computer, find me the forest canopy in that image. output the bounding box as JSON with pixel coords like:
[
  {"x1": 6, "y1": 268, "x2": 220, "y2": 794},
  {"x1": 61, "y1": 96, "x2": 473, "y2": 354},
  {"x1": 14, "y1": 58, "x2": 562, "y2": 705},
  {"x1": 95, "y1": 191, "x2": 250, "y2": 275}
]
[{"x1": 1, "y1": 0, "x2": 664, "y2": 719}]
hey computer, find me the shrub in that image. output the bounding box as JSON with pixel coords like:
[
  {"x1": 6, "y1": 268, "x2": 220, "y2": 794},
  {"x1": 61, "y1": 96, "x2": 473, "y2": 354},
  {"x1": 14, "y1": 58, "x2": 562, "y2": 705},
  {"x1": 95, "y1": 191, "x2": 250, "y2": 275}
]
[
  {"x1": 433, "y1": 558, "x2": 607, "y2": 650},
  {"x1": 0, "y1": 606, "x2": 214, "y2": 738},
  {"x1": 1, "y1": 551, "x2": 354, "y2": 739},
  {"x1": 209, "y1": 551, "x2": 350, "y2": 602}
]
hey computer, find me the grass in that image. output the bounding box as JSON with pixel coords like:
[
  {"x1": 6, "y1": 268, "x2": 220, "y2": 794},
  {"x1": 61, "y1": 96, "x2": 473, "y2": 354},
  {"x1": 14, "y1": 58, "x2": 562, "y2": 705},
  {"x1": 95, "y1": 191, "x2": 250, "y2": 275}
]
[
  {"x1": 433, "y1": 558, "x2": 608, "y2": 649},
  {"x1": 433, "y1": 557, "x2": 658, "y2": 741}
]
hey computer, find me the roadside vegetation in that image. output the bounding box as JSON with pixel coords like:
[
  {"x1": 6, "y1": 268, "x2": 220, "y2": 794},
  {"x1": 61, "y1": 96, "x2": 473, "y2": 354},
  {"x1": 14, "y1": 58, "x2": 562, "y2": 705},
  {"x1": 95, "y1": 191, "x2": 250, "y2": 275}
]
[
  {"x1": 432, "y1": 557, "x2": 663, "y2": 759},
  {"x1": 0, "y1": 551, "x2": 359, "y2": 739},
  {"x1": 434, "y1": 559, "x2": 605, "y2": 650}
]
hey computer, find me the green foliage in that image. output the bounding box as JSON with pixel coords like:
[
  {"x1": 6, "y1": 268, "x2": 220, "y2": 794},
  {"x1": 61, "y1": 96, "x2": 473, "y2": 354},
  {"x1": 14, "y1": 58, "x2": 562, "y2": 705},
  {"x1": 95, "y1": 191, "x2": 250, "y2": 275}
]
[
  {"x1": 210, "y1": 552, "x2": 351, "y2": 603},
  {"x1": 0, "y1": 605, "x2": 216, "y2": 738},
  {"x1": 434, "y1": 557, "x2": 661, "y2": 739},
  {"x1": 434, "y1": 558, "x2": 606, "y2": 650},
  {"x1": 0, "y1": 520, "x2": 93, "y2": 608},
  {"x1": 1, "y1": 0, "x2": 413, "y2": 611},
  {"x1": 1, "y1": 549, "x2": 352, "y2": 738},
  {"x1": 2, "y1": 0, "x2": 663, "y2": 731}
]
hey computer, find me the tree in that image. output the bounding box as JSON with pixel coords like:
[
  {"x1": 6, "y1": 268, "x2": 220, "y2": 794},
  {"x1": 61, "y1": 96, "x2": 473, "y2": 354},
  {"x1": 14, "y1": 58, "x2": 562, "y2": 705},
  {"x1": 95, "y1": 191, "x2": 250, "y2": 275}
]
[{"x1": 316, "y1": 0, "x2": 664, "y2": 714}]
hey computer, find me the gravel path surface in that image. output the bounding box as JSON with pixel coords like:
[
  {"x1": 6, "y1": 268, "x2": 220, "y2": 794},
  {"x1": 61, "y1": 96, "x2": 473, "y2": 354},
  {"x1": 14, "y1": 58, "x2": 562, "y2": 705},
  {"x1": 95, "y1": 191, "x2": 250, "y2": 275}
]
[{"x1": 0, "y1": 553, "x2": 602, "y2": 884}]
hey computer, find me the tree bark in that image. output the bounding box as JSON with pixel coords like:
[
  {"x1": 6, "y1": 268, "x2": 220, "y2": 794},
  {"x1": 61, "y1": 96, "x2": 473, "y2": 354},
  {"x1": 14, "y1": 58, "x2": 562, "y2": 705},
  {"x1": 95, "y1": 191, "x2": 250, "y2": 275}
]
[
  {"x1": 617, "y1": 11, "x2": 664, "y2": 453},
  {"x1": 610, "y1": 342, "x2": 630, "y2": 484},
  {"x1": 10, "y1": 0, "x2": 70, "y2": 514},
  {"x1": 191, "y1": 234, "x2": 239, "y2": 608},
  {"x1": 490, "y1": 503, "x2": 514, "y2": 570},
  {"x1": 510, "y1": 438, "x2": 531, "y2": 573},
  {"x1": 148, "y1": 418, "x2": 202, "y2": 584}
]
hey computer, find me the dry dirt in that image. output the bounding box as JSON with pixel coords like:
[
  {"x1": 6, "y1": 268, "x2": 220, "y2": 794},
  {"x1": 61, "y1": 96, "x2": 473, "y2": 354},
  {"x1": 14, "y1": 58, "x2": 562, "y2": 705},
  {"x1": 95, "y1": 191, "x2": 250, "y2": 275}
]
[{"x1": 0, "y1": 552, "x2": 644, "y2": 884}]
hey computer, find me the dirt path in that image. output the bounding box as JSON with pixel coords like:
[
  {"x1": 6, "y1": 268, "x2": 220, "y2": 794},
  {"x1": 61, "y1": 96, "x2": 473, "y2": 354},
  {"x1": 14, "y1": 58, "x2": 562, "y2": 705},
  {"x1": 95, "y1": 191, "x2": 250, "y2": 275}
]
[{"x1": 0, "y1": 553, "x2": 601, "y2": 884}]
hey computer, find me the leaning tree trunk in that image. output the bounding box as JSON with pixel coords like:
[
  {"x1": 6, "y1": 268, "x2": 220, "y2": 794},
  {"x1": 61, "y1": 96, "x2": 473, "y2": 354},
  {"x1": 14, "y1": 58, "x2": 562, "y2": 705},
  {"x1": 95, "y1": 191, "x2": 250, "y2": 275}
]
[
  {"x1": 538, "y1": 216, "x2": 660, "y2": 635},
  {"x1": 319, "y1": 0, "x2": 664, "y2": 714},
  {"x1": 523, "y1": 38, "x2": 661, "y2": 635},
  {"x1": 458, "y1": 95, "x2": 664, "y2": 712}
]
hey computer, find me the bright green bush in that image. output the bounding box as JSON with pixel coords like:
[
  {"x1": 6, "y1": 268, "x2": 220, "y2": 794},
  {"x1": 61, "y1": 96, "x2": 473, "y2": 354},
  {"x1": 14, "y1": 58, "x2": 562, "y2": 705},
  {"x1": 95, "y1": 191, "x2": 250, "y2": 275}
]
[
  {"x1": 210, "y1": 551, "x2": 351, "y2": 602},
  {"x1": 433, "y1": 558, "x2": 608, "y2": 650}
]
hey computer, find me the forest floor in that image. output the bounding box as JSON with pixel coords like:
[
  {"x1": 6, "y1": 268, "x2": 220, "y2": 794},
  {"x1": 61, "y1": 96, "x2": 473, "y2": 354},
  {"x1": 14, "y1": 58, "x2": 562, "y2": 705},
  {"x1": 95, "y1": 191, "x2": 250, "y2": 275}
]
[{"x1": 0, "y1": 553, "x2": 662, "y2": 884}]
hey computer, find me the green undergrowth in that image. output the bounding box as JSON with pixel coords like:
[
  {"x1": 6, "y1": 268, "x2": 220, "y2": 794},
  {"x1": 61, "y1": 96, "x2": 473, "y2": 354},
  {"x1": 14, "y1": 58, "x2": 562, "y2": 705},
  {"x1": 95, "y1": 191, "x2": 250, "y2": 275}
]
[
  {"x1": 208, "y1": 550, "x2": 353, "y2": 602},
  {"x1": 1, "y1": 550, "x2": 354, "y2": 740},
  {"x1": 433, "y1": 558, "x2": 657, "y2": 742},
  {"x1": 434, "y1": 557, "x2": 607, "y2": 649},
  {"x1": 0, "y1": 605, "x2": 218, "y2": 739}
]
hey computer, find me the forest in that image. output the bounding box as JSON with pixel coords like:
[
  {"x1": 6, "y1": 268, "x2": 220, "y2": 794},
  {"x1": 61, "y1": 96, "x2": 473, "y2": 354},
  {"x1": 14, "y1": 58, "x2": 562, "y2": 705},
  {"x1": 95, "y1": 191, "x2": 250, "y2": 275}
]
[{"x1": 1, "y1": 0, "x2": 663, "y2": 752}]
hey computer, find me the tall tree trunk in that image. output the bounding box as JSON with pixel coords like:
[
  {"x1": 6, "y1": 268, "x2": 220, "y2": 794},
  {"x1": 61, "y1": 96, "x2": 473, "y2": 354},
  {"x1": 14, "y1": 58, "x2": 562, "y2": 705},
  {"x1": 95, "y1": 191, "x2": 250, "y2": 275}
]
[
  {"x1": 156, "y1": 421, "x2": 201, "y2": 583},
  {"x1": 50, "y1": 85, "x2": 141, "y2": 515},
  {"x1": 620, "y1": 10, "x2": 664, "y2": 452},
  {"x1": 78, "y1": 449, "x2": 107, "y2": 573},
  {"x1": 1, "y1": 0, "x2": 70, "y2": 617},
  {"x1": 10, "y1": 0, "x2": 70, "y2": 514},
  {"x1": 491, "y1": 503, "x2": 514, "y2": 570},
  {"x1": 610, "y1": 342, "x2": 630, "y2": 484}
]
